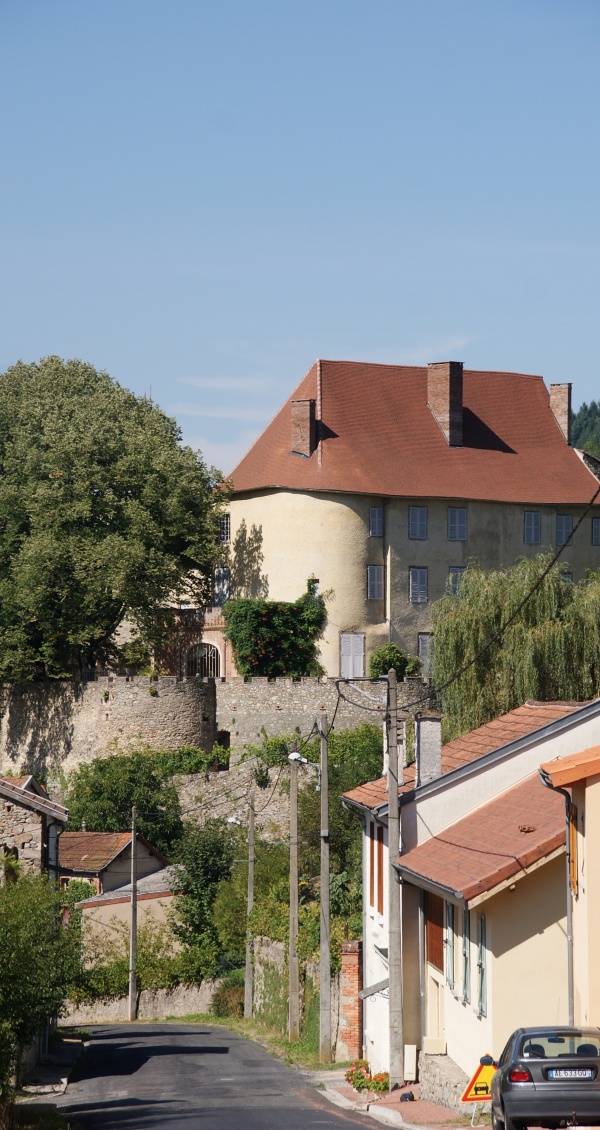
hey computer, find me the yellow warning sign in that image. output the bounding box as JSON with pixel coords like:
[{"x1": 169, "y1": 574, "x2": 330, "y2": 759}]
[{"x1": 460, "y1": 1057, "x2": 496, "y2": 1103}]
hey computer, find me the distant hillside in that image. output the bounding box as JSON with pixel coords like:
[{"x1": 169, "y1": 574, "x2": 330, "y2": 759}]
[{"x1": 572, "y1": 401, "x2": 600, "y2": 457}]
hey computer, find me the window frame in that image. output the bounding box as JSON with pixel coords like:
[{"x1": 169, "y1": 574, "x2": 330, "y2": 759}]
[
  {"x1": 448, "y1": 566, "x2": 466, "y2": 595},
  {"x1": 462, "y1": 909, "x2": 471, "y2": 1003},
  {"x1": 367, "y1": 565, "x2": 384, "y2": 600},
  {"x1": 213, "y1": 565, "x2": 231, "y2": 606},
  {"x1": 409, "y1": 566, "x2": 428, "y2": 604},
  {"x1": 448, "y1": 506, "x2": 467, "y2": 542},
  {"x1": 418, "y1": 632, "x2": 432, "y2": 676},
  {"x1": 557, "y1": 513, "x2": 573, "y2": 547},
  {"x1": 524, "y1": 510, "x2": 541, "y2": 545},
  {"x1": 409, "y1": 505, "x2": 428, "y2": 540},
  {"x1": 477, "y1": 912, "x2": 487, "y2": 1017},
  {"x1": 369, "y1": 507, "x2": 384, "y2": 537},
  {"x1": 218, "y1": 514, "x2": 231, "y2": 544},
  {"x1": 446, "y1": 902, "x2": 455, "y2": 990}
]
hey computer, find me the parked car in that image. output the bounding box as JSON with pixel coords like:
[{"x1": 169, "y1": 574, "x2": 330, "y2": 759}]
[{"x1": 490, "y1": 1027, "x2": 600, "y2": 1130}]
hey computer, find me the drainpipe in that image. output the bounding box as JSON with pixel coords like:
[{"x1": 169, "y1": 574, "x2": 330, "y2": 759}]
[{"x1": 539, "y1": 767, "x2": 574, "y2": 1025}]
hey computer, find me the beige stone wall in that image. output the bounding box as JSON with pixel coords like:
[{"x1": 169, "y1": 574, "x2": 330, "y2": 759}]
[
  {"x1": 229, "y1": 490, "x2": 600, "y2": 675},
  {"x1": 63, "y1": 982, "x2": 217, "y2": 1025},
  {"x1": 0, "y1": 676, "x2": 216, "y2": 777},
  {"x1": 0, "y1": 802, "x2": 43, "y2": 874}
]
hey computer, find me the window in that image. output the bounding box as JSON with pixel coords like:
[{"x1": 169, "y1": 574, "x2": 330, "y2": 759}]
[
  {"x1": 367, "y1": 565, "x2": 384, "y2": 600},
  {"x1": 369, "y1": 822, "x2": 375, "y2": 908},
  {"x1": 446, "y1": 902, "x2": 455, "y2": 990},
  {"x1": 213, "y1": 566, "x2": 230, "y2": 606},
  {"x1": 376, "y1": 826, "x2": 384, "y2": 916},
  {"x1": 448, "y1": 566, "x2": 466, "y2": 595},
  {"x1": 524, "y1": 511, "x2": 541, "y2": 544},
  {"x1": 418, "y1": 632, "x2": 432, "y2": 675},
  {"x1": 409, "y1": 567, "x2": 428, "y2": 603},
  {"x1": 448, "y1": 507, "x2": 467, "y2": 541},
  {"x1": 477, "y1": 913, "x2": 487, "y2": 1016},
  {"x1": 340, "y1": 633, "x2": 365, "y2": 678},
  {"x1": 593, "y1": 518, "x2": 600, "y2": 546},
  {"x1": 370, "y1": 507, "x2": 384, "y2": 537},
  {"x1": 218, "y1": 514, "x2": 230, "y2": 544},
  {"x1": 557, "y1": 514, "x2": 573, "y2": 547},
  {"x1": 462, "y1": 909, "x2": 471, "y2": 1002},
  {"x1": 425, "y1": 893, "x2": 444, "y2": 973},
  {"x1": 561, "y1": 570, "x2": 573, "y2": 583},
  {"x1": 409, "y1": 506, "x2": 427, "y2": 539},
  {"x1": 186, "y1": 642, "x2": 221, "y2": 678}
]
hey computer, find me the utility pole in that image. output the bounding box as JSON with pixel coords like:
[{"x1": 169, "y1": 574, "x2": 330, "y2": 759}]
[
  {"x1": 288, "y1": 745, "x2": 300, "y2": 1042},
  {"x1": 319, "y1": 714, "x2": 332, "y2": 1063},
  {"x1": 244, "y1": 789, "x2": 255, "y2": 1019},
  {"x1": 387, "y1": 669, "x2": 404, "y2": 1087},
  {"x1": 128, "y1": 806, "x2": 137, "y2": 1023}
]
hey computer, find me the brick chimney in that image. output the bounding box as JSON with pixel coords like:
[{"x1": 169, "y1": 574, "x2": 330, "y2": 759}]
[
  {"x1": 416, "y1": 714, "x2": 442, "y2": 787},
  {"x1": 427, "y1": 362, "x2": 463, "y2": 446},
  {"x1": 549, "y1": 383, "x2": 572, "y2": 444},
  {"x1": 291, "y1": 399, "x2": 316, "y2": 458}
]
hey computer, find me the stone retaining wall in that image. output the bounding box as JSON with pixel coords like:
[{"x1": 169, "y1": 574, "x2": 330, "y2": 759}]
[
  {"x1": 418, "y1": 1052, "x2": 469, "y2": 1111},
  {"x1": 63, "y1": 982, "x2": 217, "y2": 1026}
]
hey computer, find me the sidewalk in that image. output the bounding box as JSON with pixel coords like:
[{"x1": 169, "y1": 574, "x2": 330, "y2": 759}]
[
  {"x1": 19, "y1": 1035, "x2": 85, "y2": 1101},
  {"x1": 310, "y1": 1071, "x2": 487, "y2": 1129}
]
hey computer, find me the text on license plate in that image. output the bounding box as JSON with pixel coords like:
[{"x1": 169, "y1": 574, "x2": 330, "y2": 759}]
[{"x1": 548, "y1": 1069, "x2": 594, "y2": 1080}]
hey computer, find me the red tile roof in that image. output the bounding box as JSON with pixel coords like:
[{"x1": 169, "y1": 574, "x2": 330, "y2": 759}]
[
  {"x1": 541, "y1": 743, "x2": 600, "y2": 787},
  {"x1": 396, "y1": 775, "x2": 565, "y2": 904},
  {"x1": 0, "y1": 777, "x2": 68, "y2": 821},
  {"x1": 229, "y1": 361, "x2": 600, "y2": 505},
  {"x1": 59, "y1": 832, "x2": 133, "y2": 872},
  {"x1": 342, "y1": 700, "x2": 584, "y2": 811}
]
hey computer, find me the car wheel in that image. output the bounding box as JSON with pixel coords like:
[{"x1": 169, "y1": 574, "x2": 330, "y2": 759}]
[
  {"x1": 492, "y1": 1109, "x2": 504, "y2": 1130},
  {"x1": 503, "y1": 1110, "x2": 523, "y2": 1130}
]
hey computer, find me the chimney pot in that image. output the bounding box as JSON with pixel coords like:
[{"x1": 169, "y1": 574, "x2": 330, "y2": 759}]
[
  {"x1": 427, "y1": 362, "x2": 463, "y2": 446},
  {"x1": 549, "y1": 383, "x2": 572, "y2": 445},
  {"x1": 416, "y1": 714, "x2": 443, "y2": 787},
  {"x1": 291, "y1": 399, "x2": 316, "y2": 458}
]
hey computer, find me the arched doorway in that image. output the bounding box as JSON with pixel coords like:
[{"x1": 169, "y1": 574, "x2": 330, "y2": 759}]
[{"x1": 186, "y1": 642, "x2": 221, "y2": 678}]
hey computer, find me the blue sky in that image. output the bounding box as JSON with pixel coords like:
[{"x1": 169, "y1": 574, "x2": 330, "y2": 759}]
[{"x1": 1, "y1": 1, "x2": 599, "y2": 474}]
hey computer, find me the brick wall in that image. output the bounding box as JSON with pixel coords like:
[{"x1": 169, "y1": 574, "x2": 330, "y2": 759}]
[{"x1": 337, "y1": 940, "x2": 363, "y2": 1061}]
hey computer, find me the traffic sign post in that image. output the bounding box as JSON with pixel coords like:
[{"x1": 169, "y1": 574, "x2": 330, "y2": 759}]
[{"x1": 461, "y1": 1057, "x2": 496, "y2": 1126}]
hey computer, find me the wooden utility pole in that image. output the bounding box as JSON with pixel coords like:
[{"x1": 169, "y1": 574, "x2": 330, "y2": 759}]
[
  {"x1": 387, "y1": 670, "x2": 404, "y2": 1087},
  {"x1": 244, "y1": 789, "x2": 255, "y2": 1019},
  {"x1": 319, "y1": 715, "x2": 332, "y2": 1063},
  {"x1": 128, "y1": 806, "x2": 138, "y2": 1023},
  {"x1": 288, "y1": 747, "x2": 300, "y2": 1042}
]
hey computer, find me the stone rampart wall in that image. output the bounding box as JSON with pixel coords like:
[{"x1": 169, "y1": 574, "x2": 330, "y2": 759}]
[
  {"x1": 0, "y1": 677, "x2": 216, "y2": 778},
  {"x1": 63, "y1": 982, "x2": 217, "y2": 1026},
  {"x1": 0, "y1": 804, "x2": 43, "y2": 874},
  {"x1": 418, "y1": 1052, "x2": 469, "y2": 1111}
]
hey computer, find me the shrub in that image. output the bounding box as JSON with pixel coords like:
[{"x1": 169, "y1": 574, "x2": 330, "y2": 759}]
[
  {"x1": 345, "y1": 1060, "x2": 390, "y2": 1093},
  {"x1": 223, "y1": 577, "x2": 327, "y2": 678},
  {"x1": 211, "y1": 968, "x2": 245, "y2": 1018},
  {"x1": 368, "y1": 643, "x2": 421, "y2": 681}
]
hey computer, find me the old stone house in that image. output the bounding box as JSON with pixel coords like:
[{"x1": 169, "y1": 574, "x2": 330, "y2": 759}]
[
  {"x1": 207, "y1": 359, "x2": 600, "y2": 678},
  {"x1": 0, "y1": 774, "x2": 68, "y2": 881},
  {"x1": 58, "y1": 830, "x2": 169, "y2": 894}
]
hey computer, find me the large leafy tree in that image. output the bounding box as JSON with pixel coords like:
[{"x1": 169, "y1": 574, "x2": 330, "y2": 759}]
[
  {"x1": 0, "y1": 356, "x2": 224, "y2": 680},
  {"x1": 432, "y1": 554, "x2": 600, "y2": 740},
  {"x1": 64, "y1": 751, "x2": 183, "y2": 857}
]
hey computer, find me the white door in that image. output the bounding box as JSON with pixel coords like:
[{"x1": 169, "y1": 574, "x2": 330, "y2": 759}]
[{"x1": 340, "y1": 633, "x2": 365, "y2": 678}]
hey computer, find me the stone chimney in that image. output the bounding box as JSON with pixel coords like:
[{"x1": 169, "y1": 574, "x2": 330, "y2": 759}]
[
  {"x1": 416, "y1": 714, "x2": 442, "y2": 787},
  {"x1": 427, "y1": 362, "x2": 463, "y2": 446},
  {"x1": 291, "y1": 399, "x2": 316, "y2": 458},
  {"x1": 549, "y1": 383, "x2": 572, "y2": 444}
]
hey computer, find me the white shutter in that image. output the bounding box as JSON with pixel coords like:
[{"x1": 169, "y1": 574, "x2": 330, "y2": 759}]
[
  {"x1": 409, "y1": 567, "x2": 428, "y2": 603},
  {"x1": 524, "y1": 511, "x2": 540, "y2": 544},
  {"x1": 557, "y1": 514, "x2": 573, "y2": 546},
  {"x1": 367, "y1": 565, "x2": 384, "y2": 600},
  {"x1": 341, "y1": 633, "x2": 364, "y2": 678},
  {"x1": 409, "y1": 506, "x2": 427, "y2": 539},
  {"x1": 448, "y1": 507, "x2": 467, "y2": 541},
  {"x1": 369, "y1": 507, "x2": 383, "y2": 536}
]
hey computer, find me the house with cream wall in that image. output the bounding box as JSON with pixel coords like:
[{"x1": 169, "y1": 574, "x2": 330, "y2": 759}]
[
  {"x1": 343, "y1": 698, "x2": 600, "y2": 1085},
  {"x1": 209, "y1": 358, "x2": 600, "y2": 679}
]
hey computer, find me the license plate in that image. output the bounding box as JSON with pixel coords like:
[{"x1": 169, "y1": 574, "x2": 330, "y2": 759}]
[{"x1": 548, "y1": 1069, "x2": 594, "y2": 1080}]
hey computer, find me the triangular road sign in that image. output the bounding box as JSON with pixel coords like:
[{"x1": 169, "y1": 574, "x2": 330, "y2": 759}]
[{"x1": 461, "y1": 1057, "x2": 496, "y2": 1103}]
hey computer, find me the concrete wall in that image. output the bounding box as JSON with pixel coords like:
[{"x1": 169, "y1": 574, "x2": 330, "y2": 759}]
[
  {"x1": 0, "y1": 677, "x2": 217, "y2": 777},
  {"x1": 229, "y1": 490, "x2": 600, "y2": 675}
]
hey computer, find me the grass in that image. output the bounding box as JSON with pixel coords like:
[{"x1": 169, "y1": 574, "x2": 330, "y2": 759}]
[{"x1": 163, "y1": 1012, "x2": 348, "y2": 1072}]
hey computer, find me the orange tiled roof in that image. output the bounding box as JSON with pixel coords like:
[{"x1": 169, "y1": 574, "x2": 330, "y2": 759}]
[
  {"x1": 342, "y1": 701, "x2": 585, "y2": 811},
  {"x1": 0, "y1": 776, "x2": 67, "y2": 820},
  {"x1": 229, "y1": 361, "x2": 600, "y2": 505},
  {"x1": 541, "y1": 743, "x2": 600, "y2": 788},
  {"x1": 396, "y1": 774, "x2": 564, "y2": 904},
  {"x1": 59, "y1": 832, "x2": 133, "y2": 872}
]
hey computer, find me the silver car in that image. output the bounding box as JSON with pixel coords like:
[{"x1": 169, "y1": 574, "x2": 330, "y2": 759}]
[{"x1": 490, "y1": 1027, "x2": 600, "y2": 1130}]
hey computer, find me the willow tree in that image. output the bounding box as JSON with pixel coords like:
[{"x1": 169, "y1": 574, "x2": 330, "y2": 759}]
[{"x1": 432, "y1": 554, "x2": 600, "y2": 741}]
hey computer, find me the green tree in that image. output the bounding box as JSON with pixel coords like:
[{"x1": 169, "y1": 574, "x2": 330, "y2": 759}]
[
  {"x1": 173, "y1": 819, "x2": 237, "y2": 979},
  {"x1": 0, "y1": 356, "x2": 225, "y2": 680},
  {"x1": 64, "y1": 751, "x2": 183, "y2": 857},
  {"x1": 368, "y1": 642, "x2": 421, "y2": 681},
  {"x1": 0, "y1": 876, "x2": 79, "y2": 1072},
  {"x1": 432, "y1": 553, "x2": 600, "y2": 741},
  {"x1": 572, "y1": 401, "x2": 600, "y2": 458},
  {"x1": 222, "y1": 578, "x2": 327, "y2": 677}
]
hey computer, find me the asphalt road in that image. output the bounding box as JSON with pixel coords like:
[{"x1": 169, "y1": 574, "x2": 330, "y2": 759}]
[{"x1": 51, "y1": 1023, "x2": 375, "y2": 1130}]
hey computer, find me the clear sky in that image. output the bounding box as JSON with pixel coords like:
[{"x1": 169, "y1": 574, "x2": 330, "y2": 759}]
[{"x1": 1, "y1": 1, "x2": 599, "y2": 474}]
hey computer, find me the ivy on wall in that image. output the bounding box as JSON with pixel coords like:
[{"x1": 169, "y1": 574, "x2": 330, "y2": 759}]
[{"x1": 222, "y1": 577, "x2": 327, "y2": 678}]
